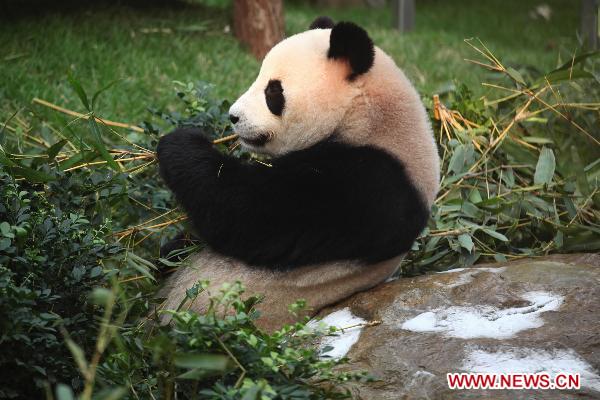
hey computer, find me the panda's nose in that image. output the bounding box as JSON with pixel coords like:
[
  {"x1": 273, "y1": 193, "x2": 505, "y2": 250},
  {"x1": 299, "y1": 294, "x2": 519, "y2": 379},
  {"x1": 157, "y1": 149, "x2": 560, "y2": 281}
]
[{"x1": 229, "y1": 114, "x2": 240, "y2": 124}]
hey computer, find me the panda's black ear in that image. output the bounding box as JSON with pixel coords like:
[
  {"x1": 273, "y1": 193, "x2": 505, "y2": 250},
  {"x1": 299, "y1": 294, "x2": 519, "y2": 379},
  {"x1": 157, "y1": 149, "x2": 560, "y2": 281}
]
[
  {"x1": 327, "y1": 22, "x2": 374, "y2": 79},
  {"x1": 309, "y1": 16, "x2": 335, "y2": 30}
]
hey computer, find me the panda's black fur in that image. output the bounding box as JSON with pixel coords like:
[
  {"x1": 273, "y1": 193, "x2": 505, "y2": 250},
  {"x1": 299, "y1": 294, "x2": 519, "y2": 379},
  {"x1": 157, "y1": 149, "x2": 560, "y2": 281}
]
[
  {"x1": 157, "y1": 128, "x2": 429, "y2": 270},
  {"x1": 327, "y1": 21, "x2": 375, "y2": 79}
]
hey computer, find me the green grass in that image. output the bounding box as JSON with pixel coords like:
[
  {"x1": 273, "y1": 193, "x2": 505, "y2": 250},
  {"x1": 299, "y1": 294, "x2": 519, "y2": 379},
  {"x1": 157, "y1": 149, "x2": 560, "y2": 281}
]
[{"x1": 0, "y1": 0, "x2": 581, "y2": 126}]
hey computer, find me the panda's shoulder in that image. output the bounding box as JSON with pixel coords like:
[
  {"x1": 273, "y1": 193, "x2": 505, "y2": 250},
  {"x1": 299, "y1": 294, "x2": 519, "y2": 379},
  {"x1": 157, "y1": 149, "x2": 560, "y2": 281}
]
[{"x1": 275, "y1": 137, "x2": 406, "y2": 173}]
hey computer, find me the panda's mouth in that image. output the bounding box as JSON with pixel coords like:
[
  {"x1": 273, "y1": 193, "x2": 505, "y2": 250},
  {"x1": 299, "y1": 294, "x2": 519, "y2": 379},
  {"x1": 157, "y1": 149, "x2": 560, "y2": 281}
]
[{"x1": 239, "y1": 132, "x2": 272, "y2": 147}]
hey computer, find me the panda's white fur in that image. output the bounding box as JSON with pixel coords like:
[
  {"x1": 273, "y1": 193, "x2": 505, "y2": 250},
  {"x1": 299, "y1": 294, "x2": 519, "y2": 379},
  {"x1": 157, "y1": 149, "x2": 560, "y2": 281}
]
[{"x1": 157, "y1": 20, "x2": 439, "y2": 330}]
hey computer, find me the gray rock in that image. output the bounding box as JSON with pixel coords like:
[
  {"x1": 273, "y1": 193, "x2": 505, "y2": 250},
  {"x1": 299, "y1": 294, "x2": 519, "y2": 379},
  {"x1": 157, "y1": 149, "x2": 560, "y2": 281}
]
[{"x1": 316, "y1": 254, "x2": 600, "y2": 399}]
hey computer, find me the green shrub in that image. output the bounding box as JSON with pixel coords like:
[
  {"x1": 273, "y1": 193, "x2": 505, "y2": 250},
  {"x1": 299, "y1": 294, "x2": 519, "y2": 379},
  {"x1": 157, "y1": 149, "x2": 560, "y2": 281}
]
[
  {"x1": 0, "y1": 80, "x2": 369, "y2": 400},
  {"x1": 94, "y1": 282, "x2": 370, "y2": 400},
  {"x1": 402, "y1": 43, "x2": 599, "y2": 274},
  {"x1": 0, "y1": 169, "x2": 121, "y2": 397}
]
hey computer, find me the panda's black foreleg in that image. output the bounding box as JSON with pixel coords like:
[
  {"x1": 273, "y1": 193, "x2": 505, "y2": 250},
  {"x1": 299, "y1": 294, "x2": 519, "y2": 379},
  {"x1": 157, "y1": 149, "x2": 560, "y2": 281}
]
[{"x1": 156, "y1": 128, "x2": 430, "y2": 270}]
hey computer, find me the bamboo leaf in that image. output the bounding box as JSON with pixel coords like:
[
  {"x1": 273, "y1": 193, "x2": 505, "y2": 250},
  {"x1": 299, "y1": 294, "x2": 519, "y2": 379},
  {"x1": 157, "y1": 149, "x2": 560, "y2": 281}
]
[
  {"x1": 533, "y1": 147, "x2": 555, "y2": 185},
  {"x1": 67, "y1": 71, "x2": 91, "y2": 111},
  {"x1": 537, "y1": 69, "x2": 595, "y2": 85},
  {"x1": 0, "y1": 150, "x2": 17, "y2": 167},
  {"x1": 126, "y1": 257, "x2": 156, "y2": 282},
  {"x1": 9, "y1": 166, "x2": 56, "y2": 183},
  {"x1": 448, "y1": 144, "x2": 466, "y2": 174},
  {"x1": 554, "y1": 50, "x2": 599, "y2": 72},
  {"x1": 0, "y1": 151, "x2": 56, "y2": 182},
  {"x1": 481, "y1": 228, "x2": 509, "y2": 242},
  {"x1": 457, "y1": 234, "x2": 474, "y2": 252},
  {"x1": 58, "y1": 151, "x2": 98, "y2": 171},
  {"x1": 570, "y1": 146, "x2": 591, "y2": 196},
  {"x1": 88, "y1": 119, "x2": 120, "y2": 171},
  {"x1": 506, "y1": 67, "x2": 526, "y2": 85},
  {"x1": 47, "y1": 139, "x2": 68, "y2": 160}
]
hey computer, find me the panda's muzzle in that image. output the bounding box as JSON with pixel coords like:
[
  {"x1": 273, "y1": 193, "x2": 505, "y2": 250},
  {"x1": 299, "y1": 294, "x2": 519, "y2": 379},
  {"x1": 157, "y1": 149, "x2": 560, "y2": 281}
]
[{"x1": 240, "y1": 132, "x2": 272, "y2": 147}]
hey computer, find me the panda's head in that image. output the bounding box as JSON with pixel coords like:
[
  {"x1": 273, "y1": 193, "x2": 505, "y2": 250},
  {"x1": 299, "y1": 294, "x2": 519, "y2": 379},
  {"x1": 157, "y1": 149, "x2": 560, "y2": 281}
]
[{"x1": 229, "y1": 17, "x2": 376, "y2": 155}]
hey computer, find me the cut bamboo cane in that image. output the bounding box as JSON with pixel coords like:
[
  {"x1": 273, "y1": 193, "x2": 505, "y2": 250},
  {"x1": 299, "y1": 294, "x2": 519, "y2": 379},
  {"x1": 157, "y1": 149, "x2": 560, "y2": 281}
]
[
  {"x1": 33, "y1": 97, "x2": 144, "y2": 133},
  {"x1": 32, "y1": 97, "x2": 239, "y2": 145}
]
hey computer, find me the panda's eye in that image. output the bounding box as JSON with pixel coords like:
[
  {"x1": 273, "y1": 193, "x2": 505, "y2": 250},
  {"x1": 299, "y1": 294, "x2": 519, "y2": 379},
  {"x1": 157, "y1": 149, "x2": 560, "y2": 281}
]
[{"x1": 264, "y1": 79, "x2": 285, "y2": 116}]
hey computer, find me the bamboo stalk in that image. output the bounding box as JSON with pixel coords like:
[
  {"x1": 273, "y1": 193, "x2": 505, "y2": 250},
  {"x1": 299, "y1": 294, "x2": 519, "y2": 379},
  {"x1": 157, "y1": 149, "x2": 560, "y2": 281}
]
[
  {"x1": 32, "y1": 97, "x2": 145, "y2": 133},
  {"x1": 114, "y1": 215, "x2": 187, "y2": 238},
  {"x1": 62, "y1": 155, "x2": 155, "y2": 172},
  {"x1": 213, "y1": 134, "x2": 238, "y2": 144},
  {"x1": 32, "y1": 97, "x2": 239, "y2": 145}
]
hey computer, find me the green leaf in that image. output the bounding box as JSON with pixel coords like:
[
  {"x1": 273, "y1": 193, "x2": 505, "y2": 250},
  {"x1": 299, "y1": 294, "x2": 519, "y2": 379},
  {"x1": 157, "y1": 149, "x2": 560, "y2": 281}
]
[
  {"x1": 563, "y1": 197, "x2": 578, "y2": 219},
  {"x1": 554, "y1": 230, "x2": 564, "y2": 248},
  {"x1": 506, "y1": 67, "x2": 526, "y2": 85},
  {"x1": 448, "y1": 144, "x2": 466, "y2": 174},
  {"x1": 58, "y1": 151, "x2": 98, "y2": 171},
  {"x1": 173, "y1": 353, "x2": 229, "y2": 370},
  {"x1": 584, "y1": 157, "x2": 600, "y2": 173},
  {"x1": 67, "y1": 71, "x2": 90, "y2": 111},
  {"x1": 554, "y1": 50, "x2": 599, "y2": 72},
  {"x1": 261, "y1": 357, "x2": 274, "y2": 366},
  {"x1": 533, "y1": 147, "x2": 555, "y2": 185},
  {"x1": 570, "y1": 146, "x2": 591, "y2": 196},
  {"x1": 461, "y1": 201, "x2": 481, "y2": 219},
  {"x1": 530, "y1": 52, "x2": 599, "y2": 87},
  {"x1": 1, "y1": 148, "x2": 55, "y2": 182},
  {"x1": 0, "y1": 222, "x2": 10, "y2": 236},
  {"x1": 493, "y1": 254, "x2": 507, "y2": 262},
  {"x1": 0, "y1": 238, "x2": 11, "y2": 251},
  {"x1": 247, "y1": 334, "x2": 258, "y2": 347},
  {"x1": 538, "y1": 69, "x2": 595, "y2": 85},
  {"x1": 500, "y1": 167, "x2": 515, "y2": 189},
  {"x1": 88, "y1": 119, "x2": 120, "y2": 171},
  {"x1": 10, "y1": 166, "x2": 55, "y2": 183},
  {"x1": 55, "y1": 384, "x2": 75, "y2": 400},
  {"x1": 481, "y1": 228, "x2": 509, "y2": 242},
  {"x1": 457, "y1": 234, "x2": 474, "y2": 252},
  {"x1": 47, "y1": 139, "x2": 68, "y2": 161},
  {"x1": 0, "y1": 150, "x2": 17, "y2": 167},
  {"x1": 126, "y1": 253, "x2": 157, "y2": 282},
  {"x1": 468, "y1": 189, "x2": 483, "y2": 204}
]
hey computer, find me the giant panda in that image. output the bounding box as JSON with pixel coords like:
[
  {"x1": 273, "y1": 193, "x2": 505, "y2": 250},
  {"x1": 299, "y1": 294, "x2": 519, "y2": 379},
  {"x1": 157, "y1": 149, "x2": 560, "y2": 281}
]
[{"x1": 156, "y1": 17, "x2": 440, "y2": 330}]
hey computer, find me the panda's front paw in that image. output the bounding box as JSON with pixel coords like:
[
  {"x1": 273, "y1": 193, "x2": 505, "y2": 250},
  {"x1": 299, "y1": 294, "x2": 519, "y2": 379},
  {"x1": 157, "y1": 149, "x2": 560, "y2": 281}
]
[
  {"x1": 156, "y1": 128, "x2": 212, "y2": 161},
  {"x1": 156, "y1": 128, "x2": 216, "y2": 187}
]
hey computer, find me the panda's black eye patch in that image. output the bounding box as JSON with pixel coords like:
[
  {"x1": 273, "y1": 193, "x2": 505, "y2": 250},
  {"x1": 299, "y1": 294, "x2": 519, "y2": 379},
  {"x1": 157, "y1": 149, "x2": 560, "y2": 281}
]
[{"x1": 264, "y1": 79, "x2": 285, "y2": 116}]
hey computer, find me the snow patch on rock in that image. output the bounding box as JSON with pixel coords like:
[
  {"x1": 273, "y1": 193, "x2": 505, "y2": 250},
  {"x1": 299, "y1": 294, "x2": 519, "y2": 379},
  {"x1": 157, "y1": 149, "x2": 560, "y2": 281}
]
[
  {"x1": 463, "y1": 347, "x2": 600, "y2": 391},
  {"x1": 308, "y1": 307, "x2": 366, "y2": 360},
  {"x1": 401, "y1": 291, "x2": 563, "y2": 339}
]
